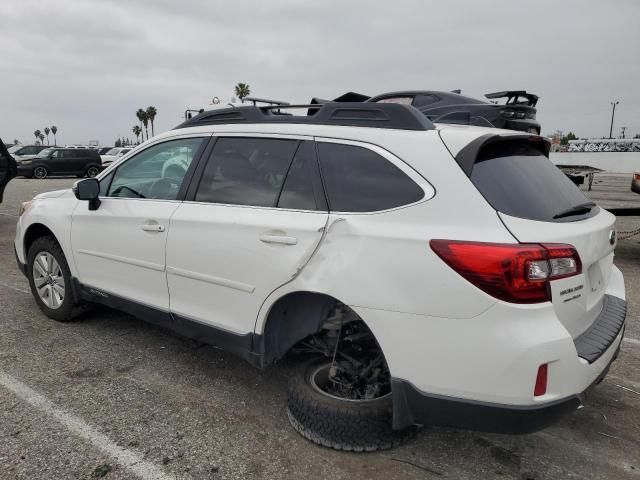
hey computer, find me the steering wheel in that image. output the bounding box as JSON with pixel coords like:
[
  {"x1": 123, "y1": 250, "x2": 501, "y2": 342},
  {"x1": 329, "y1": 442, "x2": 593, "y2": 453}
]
[{"x1": 148, "y1": 177, "x2": 181, "y2": 199}]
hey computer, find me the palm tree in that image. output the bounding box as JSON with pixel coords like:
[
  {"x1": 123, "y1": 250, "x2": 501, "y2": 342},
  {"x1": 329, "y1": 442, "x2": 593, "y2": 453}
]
[
  {"x1": 234, "y1": 83, "x2": 251, "y2": 103},
  {"x1": 141, "y1": 112, "x2": 149, "y2": 141},
  {"x1": 39, "y1": 133, "x2": 45, "y2": 144},
  {"x1": 132, "y1": 125, "x2": 141, "y2": 144},
  {"x1": 51, "y1": 126, "x2": 58, "y2": 146},
  {"x1": 136, "y1": 109, "x2": 146, "y2": 141},
  {"x1": 44, "y1": 127, "x2": 50, "y2": 145},
  {"x1": 34, "y1": 130, "x2": 41, "y2": 144},
  {"x1": 146, "y1": 106, "x2": 157, "y2": 137}
]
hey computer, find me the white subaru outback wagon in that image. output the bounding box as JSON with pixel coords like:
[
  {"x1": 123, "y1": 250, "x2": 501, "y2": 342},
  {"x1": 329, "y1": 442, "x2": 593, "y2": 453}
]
[{"x1": 14, "y1": 102, "x2": 626, "y2": 451}]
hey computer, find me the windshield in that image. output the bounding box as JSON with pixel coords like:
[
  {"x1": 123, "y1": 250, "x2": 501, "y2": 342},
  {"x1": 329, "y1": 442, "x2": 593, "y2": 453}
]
[
  {"x1": 105, "y1": 148, "x2": 120, "y2": 155},
  {"x1": 470, "y1": 141, "x2": 596, "y2": 222},
  {"x1": 36, "y1": 148, "x2": 54, "y2": 158}
]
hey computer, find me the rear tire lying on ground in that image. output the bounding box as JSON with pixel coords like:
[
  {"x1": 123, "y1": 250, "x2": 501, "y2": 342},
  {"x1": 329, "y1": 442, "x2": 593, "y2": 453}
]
[
  {"x1": 27, "y1": 236, "x2": 86, "y2": 322},
  {"x1": 287, "y1": 358, "x2": 416, "y2": 452}
]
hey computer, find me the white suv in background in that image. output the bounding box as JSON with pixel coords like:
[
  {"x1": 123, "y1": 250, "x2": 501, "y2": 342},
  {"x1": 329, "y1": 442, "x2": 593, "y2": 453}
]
[{"x1": 14, "y1": 103, "x2": 626, "y2": 451}]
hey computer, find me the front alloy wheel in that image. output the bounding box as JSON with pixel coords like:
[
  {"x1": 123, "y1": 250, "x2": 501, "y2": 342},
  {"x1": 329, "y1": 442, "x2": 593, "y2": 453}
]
[
  {"x1": 32, "y1": 252, "x2": 65, "y2": 309},
  {"x1": 27, "y1": 236, "x2": 84, "y2": 322}
]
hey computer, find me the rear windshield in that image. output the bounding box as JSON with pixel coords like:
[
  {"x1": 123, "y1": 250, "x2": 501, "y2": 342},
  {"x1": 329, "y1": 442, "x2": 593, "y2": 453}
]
[{"x1": 470, "y1": 142, "x2": 596, "y2": 222}]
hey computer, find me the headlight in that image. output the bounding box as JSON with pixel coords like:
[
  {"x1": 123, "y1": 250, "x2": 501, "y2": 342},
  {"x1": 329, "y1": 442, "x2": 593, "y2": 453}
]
[
  {"x1": 21, "y1": 160, "x2": 32, "y2": 165},
  {"x1": 19, "y1": 201, "x2": 33, "y2": 217}
]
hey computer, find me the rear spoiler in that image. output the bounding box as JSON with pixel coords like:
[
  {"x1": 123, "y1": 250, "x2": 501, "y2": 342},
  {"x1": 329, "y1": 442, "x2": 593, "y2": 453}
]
[
  {"x1": 455, "y1": 133, "x2": 550, "y2": 176},
  {"x1": 485, "y1": 91, "x2": 539, "y2": 107}
]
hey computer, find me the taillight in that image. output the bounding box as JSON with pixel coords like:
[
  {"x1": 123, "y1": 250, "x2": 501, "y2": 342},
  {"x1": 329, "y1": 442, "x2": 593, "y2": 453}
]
[
  {"x1": 429, "y1": 240, "x2": 581, "y2": 303},
  {"x1": 534, "y1": 364, "x2": 548, "y2": 396},
  {"x1": 634, "y1": 173, "x2": 640, "y2": 182}
]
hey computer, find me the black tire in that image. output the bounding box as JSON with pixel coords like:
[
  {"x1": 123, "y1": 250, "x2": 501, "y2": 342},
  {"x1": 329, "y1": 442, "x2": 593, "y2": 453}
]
[
  {"x1": 27, "y1": 236, "x2": 84, "y2": 322},
  {"x1": 287, "y1": 358, "x2": 416, "y2": 452},
  {"x1": 33, "y1": 166, "x2": 48, "y2": 179}
]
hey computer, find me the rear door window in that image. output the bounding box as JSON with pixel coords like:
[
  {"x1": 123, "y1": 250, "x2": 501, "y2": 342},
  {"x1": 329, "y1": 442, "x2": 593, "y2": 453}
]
[
  {"x1": 195, "y1": 137, "x2": 299, "y2": 207},
  {"x1": 470, "y1": 142, "x2": 596, "y2": 222},
  {"x1": 316, "y1": 142, "x2": 424, "y2": 212},
  {"x1": 277, "y1": 143, "x2": 324, "y2": 211}
]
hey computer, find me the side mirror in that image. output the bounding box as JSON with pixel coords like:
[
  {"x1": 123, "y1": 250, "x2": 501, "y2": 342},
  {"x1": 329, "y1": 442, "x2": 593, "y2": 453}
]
[{"x1": 73, "y1": 178, "x2": 101, "y2": 210}]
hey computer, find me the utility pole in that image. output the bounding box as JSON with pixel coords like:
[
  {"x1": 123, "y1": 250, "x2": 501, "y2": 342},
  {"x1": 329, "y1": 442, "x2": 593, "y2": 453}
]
[{"x1": 609, "y1": 101, "x2": 619, "y2": 139}]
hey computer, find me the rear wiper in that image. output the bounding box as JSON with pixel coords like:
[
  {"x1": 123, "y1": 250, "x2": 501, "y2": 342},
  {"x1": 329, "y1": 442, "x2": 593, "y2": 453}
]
[{"x1": 553, "y1": 202, "x2": 596, "y2": 219}]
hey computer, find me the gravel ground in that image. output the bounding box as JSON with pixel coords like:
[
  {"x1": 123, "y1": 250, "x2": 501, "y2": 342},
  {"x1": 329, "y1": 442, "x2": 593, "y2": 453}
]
[{"x1": 0, "y1": 176, "x2": 639, "y2": 480}]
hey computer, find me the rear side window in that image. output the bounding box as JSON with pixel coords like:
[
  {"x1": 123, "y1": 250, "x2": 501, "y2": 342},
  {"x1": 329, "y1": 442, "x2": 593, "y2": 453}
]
[
  {"x1": 317, "y1": 143, "x2": 424, "y2": 212},
  {"x1": 195, "y1": 137, "x2": 299, "y2": 207},
  {"x1": 470, "y1": 142, "x2": 595, "y2": 222}
]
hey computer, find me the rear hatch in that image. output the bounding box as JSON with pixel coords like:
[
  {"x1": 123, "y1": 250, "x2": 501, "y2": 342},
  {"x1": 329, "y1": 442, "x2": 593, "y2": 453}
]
[{"x1": 449, "y1": 133, "x2": 616, "y2": 338}]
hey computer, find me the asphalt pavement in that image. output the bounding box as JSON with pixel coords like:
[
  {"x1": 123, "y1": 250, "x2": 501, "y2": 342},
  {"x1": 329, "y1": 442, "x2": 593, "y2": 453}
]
[{"x1": 0, "y1": 176, "x2": 639, "y2": 480}]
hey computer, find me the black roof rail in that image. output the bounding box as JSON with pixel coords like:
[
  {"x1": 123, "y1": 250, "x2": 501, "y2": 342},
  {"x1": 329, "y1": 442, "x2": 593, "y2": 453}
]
[{"x1": 173, "y1": 102, "x2": 435, "y2": 131}]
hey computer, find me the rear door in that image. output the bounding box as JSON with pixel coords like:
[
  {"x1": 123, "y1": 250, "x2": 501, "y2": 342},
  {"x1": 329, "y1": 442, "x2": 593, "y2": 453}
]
[
  {"x1": 165, "y1": 136, "x2": 328, "y2": 335},
  {"x1": 0, "y1": 139, "x2": 17, "y2": 203},
  {"x1": 464, "y1": 138, "x2": 616, "y2": 337}
]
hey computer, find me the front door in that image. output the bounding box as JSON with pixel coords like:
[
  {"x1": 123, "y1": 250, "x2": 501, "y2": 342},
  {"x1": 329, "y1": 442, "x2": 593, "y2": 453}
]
[
  {"x1": 70, "y1": 136, "x2": 209, "y2": 309},
  {"x1": 166, "y1": 137, "x2": 329, "y2": 335}
]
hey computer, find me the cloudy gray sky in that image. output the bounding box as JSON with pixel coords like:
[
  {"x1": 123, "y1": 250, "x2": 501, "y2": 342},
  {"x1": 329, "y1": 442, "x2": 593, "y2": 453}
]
[{"x1": 1, "y1": 0, "x2": 638, "y2": 145}]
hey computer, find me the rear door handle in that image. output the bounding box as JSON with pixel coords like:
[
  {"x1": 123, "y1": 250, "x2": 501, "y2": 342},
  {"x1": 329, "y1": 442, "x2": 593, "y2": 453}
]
[
  {"x1": 141, "y1": 224, "x2": 165, "y2": 232},
  {"x1": 259, "y1": 234, "x2": 297, "y2": 245}
]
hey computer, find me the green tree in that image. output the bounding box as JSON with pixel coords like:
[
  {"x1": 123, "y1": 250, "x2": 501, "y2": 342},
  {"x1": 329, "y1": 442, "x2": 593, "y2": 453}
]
[
  {"x1": 39, "y1": 133, "x2": 45, "y2": 144},
  {"x1": 44, "y1": 127, "x2": 50, "y2": 145},
  {"x1": 234, "y1": 83, "x2": 251, "y2": 103},
  {"x1": 51, "y1": 126, "x2": 58, "y2": 145},
  {"x1": 560, "y1": 131, "x2": 578, "y2": 145},
  {"x1": 13, "y1": 139, "x2": 18, "y2": 145},
  {"x1": 132, "y1": 125, "x2": 141, "y2": 144},
  {"x1": 136, "y1": 109, "x2": 147, "y2": 141},
  {"x1": 34, "y1": 129, "x2": 41, "y2": 144},
  {"x1": 146, "y1": 106, "x2": 157, "y2": 137}
]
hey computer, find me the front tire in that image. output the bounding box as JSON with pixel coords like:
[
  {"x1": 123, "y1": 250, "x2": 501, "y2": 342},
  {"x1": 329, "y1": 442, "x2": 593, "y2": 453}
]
[
  {"x1": 27, "y1": 236, "x2": 82, "y2": 322},
  {"x1": 287, "y1": 358, "x2": 416, "y2": 451}
]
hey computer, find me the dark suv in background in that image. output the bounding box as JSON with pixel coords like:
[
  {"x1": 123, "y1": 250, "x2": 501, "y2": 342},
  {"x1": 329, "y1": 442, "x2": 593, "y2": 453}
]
[{"x1": 17, "y1": 147, "x2": 102, "y2": 179}]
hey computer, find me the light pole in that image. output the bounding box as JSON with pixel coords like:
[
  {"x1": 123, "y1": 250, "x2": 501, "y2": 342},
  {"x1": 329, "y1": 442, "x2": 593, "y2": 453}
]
[{"x1": 609, "y1": 101, "x2": 619, "y2": 139}]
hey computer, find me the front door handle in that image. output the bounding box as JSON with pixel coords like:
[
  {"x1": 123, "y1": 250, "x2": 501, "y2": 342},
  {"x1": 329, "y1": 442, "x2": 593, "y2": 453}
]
[
  {"x1": 259, "y1": 234, "x2": 297, "y2": 245},
  {"x1": 141, "y1": 224, "x2": 165, "y2": 232}
]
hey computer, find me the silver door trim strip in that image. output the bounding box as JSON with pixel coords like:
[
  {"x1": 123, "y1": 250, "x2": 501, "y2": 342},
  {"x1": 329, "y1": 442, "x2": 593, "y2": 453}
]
[
  {"x1": 166, "y1": 266, "x2": 255, "y2": 293},
  {"x1": 77, "y1": 249, "x2": 165, "y2": 272}
]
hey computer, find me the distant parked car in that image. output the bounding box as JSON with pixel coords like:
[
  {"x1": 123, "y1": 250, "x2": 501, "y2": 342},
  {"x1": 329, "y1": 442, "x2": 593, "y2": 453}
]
[
  {"x1": 632, "y1": 172, "x2": 640, "y2": 194},
  {"x1": 0, "y1": 138, "x2": 17, "y2": 203},
  {"x1": 10, "y1": 144, "x2": 49, "y2": 161},
  {"x1": 98, "y1": 147, "x2": 113, "y2": 155},
  {"x1": 17, "y1": 147, "x2": 102, "y2": 179},
  {"x1": 101, "y1": 147, "x2": 133, "y2": 166}
]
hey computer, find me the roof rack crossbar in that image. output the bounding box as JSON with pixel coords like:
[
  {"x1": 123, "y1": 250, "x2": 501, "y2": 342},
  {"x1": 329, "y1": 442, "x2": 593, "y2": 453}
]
[{"x1": 174, "y1": 102, "x2": 434, "y2": 131}]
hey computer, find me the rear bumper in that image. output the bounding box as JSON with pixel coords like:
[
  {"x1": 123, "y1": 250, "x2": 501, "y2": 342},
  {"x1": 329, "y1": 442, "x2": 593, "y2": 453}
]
[{"x1": 391, "y1": 334, "x2": 621, "y2": 433}]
